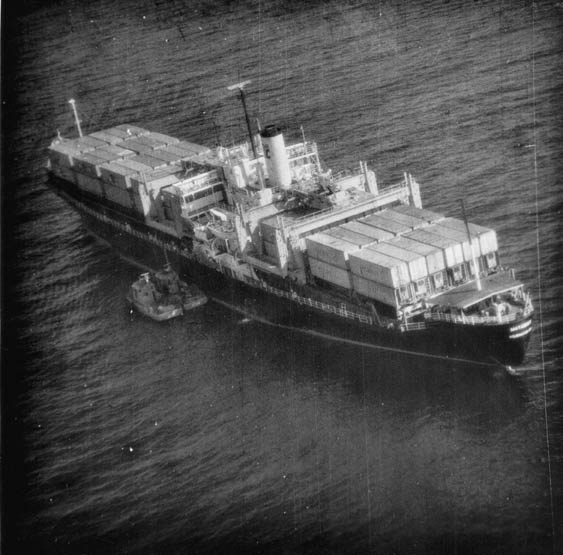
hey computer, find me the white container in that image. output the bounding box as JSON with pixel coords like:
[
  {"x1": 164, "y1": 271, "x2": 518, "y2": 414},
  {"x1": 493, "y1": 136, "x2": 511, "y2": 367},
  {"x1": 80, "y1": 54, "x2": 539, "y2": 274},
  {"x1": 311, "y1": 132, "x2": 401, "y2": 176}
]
[
  {"x1": 90, "y1": 130, "x2": 124, "y2": 145},
  {"x1": 73, "y1": 152, "x2": 106, "y2": 177},
  {"x1": 340, "y1": 221, "x2": 394, "y2": 243},
  {"x1": 99, "y1": 162, "x2": 138, "y2": 189},
  {"x1": 379, "y1": 208, "x2": 429, "y2": 230},
  {"x1": 433, "y1": 217, "x2": 498, "y2": 255},
  {"x1": 405, "y1": 228, "x2": 464, "y2": 267},
  {"x1": 104, "y1": 182, "x2": 133, "y2": 207},
  {"x1": 351, "y1": 275, "x2": 399, "y2": 307},
  {"x1": 309, "y1": 257, "x2": 351, "y2": 289},
  {"x1": 325, "y1": 227, "x2": 375, "y2": 247},
  {"x1": 348, "y1": 248, "x2": 410, "y2": 288},
  {"x1": 391, "y1": 236, "x2": 446, "y2": 274},
  {"x1": 391, "y1": 204, "x2": 445, "y2": 223},
  {"x1": 430, "y1": 223, "x2": 482, "y2": 261},
  {"x1": 368, "y1": 242, "x2": 428, "y2": 281},
  {"x1": 305, "y1": 233, "x2": 359, "y2": 269},
  {"x1": 359, "y1": 213, "x2": 410, "y2": 236}
]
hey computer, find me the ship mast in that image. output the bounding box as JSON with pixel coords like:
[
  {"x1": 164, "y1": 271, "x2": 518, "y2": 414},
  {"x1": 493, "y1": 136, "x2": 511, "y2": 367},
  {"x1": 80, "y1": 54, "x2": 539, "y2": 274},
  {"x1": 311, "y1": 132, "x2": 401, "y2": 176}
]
[
  {"x1": 461, "y1": 199, "x2": 482, "y2": 291},
  {"x1": 68, "y1": 98, "x2": 83, "y2": 138},
  {"x1": 227, "y1": 80, "x2": 257, "y2": 159}
]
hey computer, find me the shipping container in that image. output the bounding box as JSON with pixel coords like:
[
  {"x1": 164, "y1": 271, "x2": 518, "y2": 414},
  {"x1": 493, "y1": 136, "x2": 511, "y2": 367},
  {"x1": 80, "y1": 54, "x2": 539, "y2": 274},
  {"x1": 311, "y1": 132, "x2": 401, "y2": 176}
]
[
  {"x1": 104, "y1": 182, "x2": 134, "y2": 208},
  {"x1": 90, "y1": 130, "x2": 124, "y2": 145},
  {"x1": 305, "y1": 233, "x2": 359, "y2": 269},
  {"x1": 428, "y1": 223, "x2": 482, "y2": 261},
  {"x1": 378, "y1": 208, "x2": 429, "y2": 230},
  {"x1": 263, "y1": 238, "x2": 279, "y2": 260},
  {"x1": 115, "y1": 139, "x2": 158, "y2": 155},
  {"x1": 165, "y1": 141, "x2": 211, "y2": 157},
  {"x1": 351, "y1": 275, "x2": 400, "y2": 307},
  {"x1": 392, "y1": 204, "x2": 445, "y2": 223},
  {"x1": 390, "y1": 236, "x2": 446, "y2": 274},
  {"x1": 48, "y1": 143, "x2": 80, "y2": 167},
  {"x1": 112, "y1": 124, "x2": 150, "y2": 137},
  {"x1": 259, "y1": 216, "x2": 282, "y2": 244},
  {"x1": 129, "y1": 153, "x2": 168, "y2": 169},
  {"x1": 436, "y1": 217, "x2": 498, "y2": 254},
  {"x1": 405, "y1": 228, "x2": 464, "y2": 267},
  {"x1": 367, "y1": 242, "x2": 428, "y2": 281},
  {"x1": 96, "y1": 144, "x2": 136, "y2": 159},
  {"x1": 75, "y1": 172, "x2": 103, "y2": 196},
  {"x1": 73, "y1": 152, "x2": 106, "y2": 177},
  {"x1": 115, "y1": 158, "x2": 154, "y2": 175},
  {"x1": 99, "y1": 162, "x2": 138, "y2": 189},
  {"x1": 75, "y1": 136, "x2": 107, "y2": 150},
  {"x1": 348, "y1": 248, "x2": 410, "y2": 288},
  {"x1": 131, "y1": 186, "x2": 151, "y2": 216},
  {"x1": 359, "y1": 213, "x2": 410, "y2": 235},
  {"x1": 102, "y1": 127, "x2": 140, "y2": 140},
  {"x1": 340, "y1": 221, "x2": 394, "y2": 243},
  {"x1": 309, "y1": 257, "x2": 351, "y2": 289},
  {"x1": 325, "y1": 226, "x2": 375, "y2": 247},
  {"x1": 131, "y1": 134, "x2": 170, "y2": 150},
  {"x1": 149, "y1": 149, "x2": 182, "y2": 164},
  {"x1": 147, "y1": 132, "x2": 180, "y2": 145}
]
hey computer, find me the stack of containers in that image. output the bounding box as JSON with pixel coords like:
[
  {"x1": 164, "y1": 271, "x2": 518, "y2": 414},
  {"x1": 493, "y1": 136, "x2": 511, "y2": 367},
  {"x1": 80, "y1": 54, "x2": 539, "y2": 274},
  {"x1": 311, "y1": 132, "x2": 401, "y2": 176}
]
[
  {"x1": 390, "y1": 236, "x2": 447, "y2": 292},
  {"x1": 391, "y1": 204, "x2": 445, "y2": 224},
  {"x1": 325, "y1": 226, "x2": 378, "y2": 248},
  {"x1": 339, "y1": 221, "x2": 394, "y2": 243},
  {"x1": 404, "y1": 226, "x2": 465, "y2": 284},
  {"x1": 367, "y1": 242, "x2": 428, "y2": 297},
  {"x1": 260, "y1": 216, "x2": 282, "y2": 261},
  {"x1": 359, "y1": 212, "x2": 410, "y2": 236},
  {"x1": 428, "y1": 221, "x2": 482, "y2": 277},
  {"x1": 433, "y1": 217, "x2": 498, "y2": 270},
  {"x1": 377, "y1": 208, "x2": 431, "y2": 231},
  {"x1": 305, "y1": 233, "x2": 362, "y2": 289},
  {"x1": 348, "y1": 248, "x2": 411, "y2": 309},
  {"x1": 72, "y1": 143, "x2": 137, "y2": 197}
]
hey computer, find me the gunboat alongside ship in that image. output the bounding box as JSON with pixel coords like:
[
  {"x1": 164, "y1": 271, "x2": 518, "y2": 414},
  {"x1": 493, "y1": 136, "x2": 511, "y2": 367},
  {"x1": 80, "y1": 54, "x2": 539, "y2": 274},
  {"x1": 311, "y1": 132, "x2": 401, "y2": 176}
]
[{"x1": 46, "y1": 87, "x2": 534, "y2": 365}]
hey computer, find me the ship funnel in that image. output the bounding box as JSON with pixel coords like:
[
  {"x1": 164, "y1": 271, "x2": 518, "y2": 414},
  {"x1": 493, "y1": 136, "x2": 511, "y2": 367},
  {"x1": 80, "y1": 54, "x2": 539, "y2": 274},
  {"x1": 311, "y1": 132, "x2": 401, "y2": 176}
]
[{"x1": 260, "y1": 125, "x2": 291, "y2": 189}]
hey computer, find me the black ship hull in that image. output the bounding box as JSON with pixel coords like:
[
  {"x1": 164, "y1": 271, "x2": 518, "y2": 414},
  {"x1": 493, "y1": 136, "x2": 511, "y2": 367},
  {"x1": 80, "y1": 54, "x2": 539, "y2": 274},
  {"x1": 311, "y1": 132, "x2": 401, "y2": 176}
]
[{"x1": 48, "y1": 174, "x2": 532, "y2": 367}]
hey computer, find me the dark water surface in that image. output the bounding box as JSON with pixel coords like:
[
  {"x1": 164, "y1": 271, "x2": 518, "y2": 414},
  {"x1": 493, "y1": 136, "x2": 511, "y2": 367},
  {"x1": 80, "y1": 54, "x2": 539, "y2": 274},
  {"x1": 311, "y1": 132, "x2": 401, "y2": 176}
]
[{"x1": 3, "y1": 1, "x2": 563, "y2": 553}]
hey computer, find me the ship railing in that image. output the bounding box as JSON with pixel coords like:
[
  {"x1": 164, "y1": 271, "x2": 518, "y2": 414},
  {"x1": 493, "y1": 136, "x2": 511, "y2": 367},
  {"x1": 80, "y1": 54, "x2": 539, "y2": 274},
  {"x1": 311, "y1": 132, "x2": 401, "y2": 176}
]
[
  {"x1": 400, "y1": 321, "x2": 428, "y2": 332},
  {"x1": 245, "y1": 277, "x2": 374, "y2": 325},
  {"x1": 424, "y1": 302, "x2": 533, "y2": 326},
  {"x1": 286, "y1": 182, "x2": 408, "y2": 225}
]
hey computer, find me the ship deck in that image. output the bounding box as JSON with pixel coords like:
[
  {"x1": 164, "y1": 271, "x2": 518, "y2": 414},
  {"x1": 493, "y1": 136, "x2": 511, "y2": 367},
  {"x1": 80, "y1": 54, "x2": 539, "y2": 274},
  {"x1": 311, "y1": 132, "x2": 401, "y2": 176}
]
[{"x1": 428, "y1": 271, "x2": 523, "y2": 309}]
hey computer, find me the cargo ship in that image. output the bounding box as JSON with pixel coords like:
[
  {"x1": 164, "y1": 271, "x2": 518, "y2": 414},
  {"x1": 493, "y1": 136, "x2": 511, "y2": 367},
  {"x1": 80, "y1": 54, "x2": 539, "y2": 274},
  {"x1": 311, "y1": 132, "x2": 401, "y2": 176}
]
[{"x1": 46, "y1": 89, "x2": 533, "y2": 365}]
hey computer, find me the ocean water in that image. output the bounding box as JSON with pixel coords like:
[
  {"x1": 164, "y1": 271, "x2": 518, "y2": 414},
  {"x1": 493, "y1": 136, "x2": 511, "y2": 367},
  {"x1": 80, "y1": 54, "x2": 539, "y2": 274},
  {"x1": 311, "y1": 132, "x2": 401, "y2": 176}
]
[{"x1": 3, "y1": 0, "x2": 562, "y2": 553}]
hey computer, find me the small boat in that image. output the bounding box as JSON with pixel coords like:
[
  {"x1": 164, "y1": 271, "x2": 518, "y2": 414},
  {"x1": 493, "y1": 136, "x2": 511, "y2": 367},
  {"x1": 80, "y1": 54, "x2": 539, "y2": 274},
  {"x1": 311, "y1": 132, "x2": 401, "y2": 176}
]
[{"x1": 127, "y1": 264, "x2": 207, "y2": 321}]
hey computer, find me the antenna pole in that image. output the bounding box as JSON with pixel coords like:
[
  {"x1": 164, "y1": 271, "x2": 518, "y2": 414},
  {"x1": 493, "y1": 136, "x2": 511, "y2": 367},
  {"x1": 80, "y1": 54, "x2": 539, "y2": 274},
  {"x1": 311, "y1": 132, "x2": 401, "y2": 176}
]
[
  {"x1": 68, "y1": 98, "x2": 83, "y2": 138},
  {"x1": 461, "y1": 199, "x2": 481, "y2": 291},
  {"x1": 227, "y1": 80, "x2": 257, "y2": 159}
]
